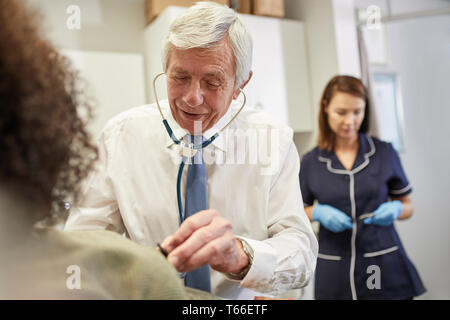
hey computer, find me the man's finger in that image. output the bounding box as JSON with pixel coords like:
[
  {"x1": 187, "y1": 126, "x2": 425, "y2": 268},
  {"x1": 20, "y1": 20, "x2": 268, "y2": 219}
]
[
  {"x1": 168, "y1": 215, "x2": 232, "y2": 267},
  {"x1": 164, "y1": 209, "x2": 219, "y2": 252},
  {"x1": 176, "y1": 232, "x2": 235, "y2": 273},
  {"x1": 160, "y1": 235, "x2": 173, "y2": 252}
]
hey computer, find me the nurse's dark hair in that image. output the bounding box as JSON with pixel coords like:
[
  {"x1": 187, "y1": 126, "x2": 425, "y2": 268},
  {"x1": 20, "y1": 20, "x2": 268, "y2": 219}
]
[
  {"x1": 318, "y1": 75, "x2": 370, "y2": 151},
  {"x1": 0, "y1": 0, "x2": 98, "y2": 221}
]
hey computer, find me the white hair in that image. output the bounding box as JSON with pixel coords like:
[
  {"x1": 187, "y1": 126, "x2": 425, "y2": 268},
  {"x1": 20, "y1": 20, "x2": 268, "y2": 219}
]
[{"x1": 162, "y1": 1, "x2": 253, "y2": 89}]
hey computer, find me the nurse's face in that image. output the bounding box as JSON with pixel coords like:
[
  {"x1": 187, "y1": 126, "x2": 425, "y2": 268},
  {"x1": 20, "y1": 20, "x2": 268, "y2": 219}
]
[
  {"x1": 325, "y1": 91, "x2": 366, "y2": 141},
  {"x1": 166, "y1": 37, "x2": 242, "y2": 135}
]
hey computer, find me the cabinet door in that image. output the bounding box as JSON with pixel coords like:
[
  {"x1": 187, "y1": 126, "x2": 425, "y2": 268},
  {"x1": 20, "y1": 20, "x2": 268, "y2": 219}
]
[{"x1": 241, "y1": 14, "x2": 313, "y2": 132}]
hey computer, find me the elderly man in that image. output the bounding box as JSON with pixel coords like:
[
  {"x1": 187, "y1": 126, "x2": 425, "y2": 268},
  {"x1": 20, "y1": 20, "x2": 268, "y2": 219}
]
[{"x1": 65, "y1": 2, "x2": 317, "y2": 299}]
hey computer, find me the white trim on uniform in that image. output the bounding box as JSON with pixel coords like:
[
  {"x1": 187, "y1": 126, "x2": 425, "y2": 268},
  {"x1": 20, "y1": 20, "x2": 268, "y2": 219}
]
[
  {"x1": 317, "y1": 135, "x2": 375, "y2": 175},
  {"x1": 389, "y1": 184, "x2": 411, "y2": 195},
  {"x1": 349, "y1": 173, "x2": 357, "y2": 300},
  {"x1": 317, "y1": 135, "x2": 376, "y2": 301},
  {"x1": 318, "y1": 253, "x2": 342, "y2": 261},
  {"x1": 363, "y1": 246, "x2": 399, "y2": 258}
]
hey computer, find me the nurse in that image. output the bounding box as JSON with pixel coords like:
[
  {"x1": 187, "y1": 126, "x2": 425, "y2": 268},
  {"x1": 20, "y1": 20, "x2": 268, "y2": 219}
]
[{"x1": 299, "y1": 75, "x2": 426, "y2": 300}]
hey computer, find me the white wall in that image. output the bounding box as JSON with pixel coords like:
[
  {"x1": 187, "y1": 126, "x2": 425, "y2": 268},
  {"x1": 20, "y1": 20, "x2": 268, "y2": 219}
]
[
  {"x1": 63, "y1": 50, "x2": 146, "y2": 138},
  {"x1": 368, "y1": 10, "x2": 450, "y2": 300},
  {"x1": 24, "y1": 0, "x2": 148, "y2": 136},
  {"x1": 25, "y1": 0, "x2": 146, "y2": 54},
  {"x1": 355, "y1": 0, "x2": 450, "y2": 15},
  {"x1": 332, "y1": 0, "x2": 361, "y2": 77},
  {"x1": 358, "y1": 0, "x2": 450, "y2": 299}
]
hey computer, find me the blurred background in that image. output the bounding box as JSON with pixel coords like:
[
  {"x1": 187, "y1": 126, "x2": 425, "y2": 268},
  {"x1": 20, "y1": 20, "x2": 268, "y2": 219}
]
[{"x1": 25, "y1": 0, "x2": 450, "y2": 299}]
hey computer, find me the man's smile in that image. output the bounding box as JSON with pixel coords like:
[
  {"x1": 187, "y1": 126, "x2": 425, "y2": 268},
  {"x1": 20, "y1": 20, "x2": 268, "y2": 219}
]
[{"x1": 179, "y1": 108, "x2": 207, "y2": 121}]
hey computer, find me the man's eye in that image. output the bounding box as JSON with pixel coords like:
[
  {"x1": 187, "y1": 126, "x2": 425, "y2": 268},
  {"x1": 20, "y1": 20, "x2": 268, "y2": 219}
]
[
  {"x1": 207, "y1": 82, "x2": 220, "y2": 88},
  {"x1": 171, "y1": 75, "x2": 189, "y2": 82}
]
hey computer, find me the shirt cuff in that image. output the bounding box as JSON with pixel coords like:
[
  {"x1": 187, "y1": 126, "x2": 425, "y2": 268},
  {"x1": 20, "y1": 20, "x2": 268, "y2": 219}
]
[{"x1": 225, "y1": 236, "x2": 277, "y2": 288}]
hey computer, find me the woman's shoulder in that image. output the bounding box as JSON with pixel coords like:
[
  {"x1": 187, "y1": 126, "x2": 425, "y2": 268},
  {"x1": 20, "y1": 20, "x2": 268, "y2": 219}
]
[
  {"x1": 301, "y1": 146, "x2": 321, "y2": 162},
  {"x1": 366, "y1": 135, "x2": 395, "y2": 154},
  {"x1": 302, "y1": 146, "x2": 320, "y2": 159}
]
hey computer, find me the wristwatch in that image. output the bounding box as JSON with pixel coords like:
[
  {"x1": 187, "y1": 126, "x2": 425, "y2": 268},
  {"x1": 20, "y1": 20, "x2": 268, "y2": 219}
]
[{"x1": 226, "y1": 238, "x2": 254, "y2": 280}]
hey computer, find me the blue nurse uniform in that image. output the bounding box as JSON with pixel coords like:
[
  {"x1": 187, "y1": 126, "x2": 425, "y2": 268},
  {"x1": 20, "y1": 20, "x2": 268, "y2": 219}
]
[{"x1": 299, "y1": 133, "x2": 426, "y2": 300}]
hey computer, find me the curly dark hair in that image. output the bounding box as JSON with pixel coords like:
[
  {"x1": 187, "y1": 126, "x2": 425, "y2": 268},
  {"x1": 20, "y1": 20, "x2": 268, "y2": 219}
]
[{"x1": 0, "y1": 0, "x2": 98, "y2": 221}]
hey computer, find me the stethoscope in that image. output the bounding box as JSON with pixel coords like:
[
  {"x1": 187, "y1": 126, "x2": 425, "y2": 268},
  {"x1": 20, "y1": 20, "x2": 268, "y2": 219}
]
[{"x1": 152, "y1": 72, "x2": 247, "y2": 225}]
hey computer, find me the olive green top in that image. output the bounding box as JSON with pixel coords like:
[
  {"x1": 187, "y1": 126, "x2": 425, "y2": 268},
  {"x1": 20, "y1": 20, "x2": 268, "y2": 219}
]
[{"x1": 0, "y1": 228, "x2": 219, "y2": 300}]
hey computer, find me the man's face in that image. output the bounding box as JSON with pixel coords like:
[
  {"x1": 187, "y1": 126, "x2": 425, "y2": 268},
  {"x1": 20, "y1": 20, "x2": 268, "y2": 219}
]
[{"x1": 166, "y1": 37, "x2": 239, "y2": 134}]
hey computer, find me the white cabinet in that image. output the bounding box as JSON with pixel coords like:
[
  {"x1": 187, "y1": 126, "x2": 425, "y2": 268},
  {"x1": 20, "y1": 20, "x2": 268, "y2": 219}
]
[
  {"x1": 241, "y1": 14, "x2": 313, "y2": 132},
  {"x1": 144, "y1": 6, "x2": 313, "y2": 132}
]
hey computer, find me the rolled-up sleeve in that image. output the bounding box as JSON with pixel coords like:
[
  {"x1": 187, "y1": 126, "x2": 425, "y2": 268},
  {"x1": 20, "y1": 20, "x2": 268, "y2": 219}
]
[
  {"x1": 232, "y1": 142, "x2": 318, "y2": 295},
  {"x1": 64, "y1": 123, "x2": 125, "y2": 233}
]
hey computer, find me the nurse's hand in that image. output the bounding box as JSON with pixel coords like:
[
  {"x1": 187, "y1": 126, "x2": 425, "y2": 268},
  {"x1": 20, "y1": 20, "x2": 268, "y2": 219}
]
[
  {"x1": 364, "y1": 200, "x2": 402, "y2": 226},
  {"x1": 160, "y1": 209, "x2": 249, "y2": 275},
  {"x1": 313, "y1": 204, "x2": 353, "y2": 233}
]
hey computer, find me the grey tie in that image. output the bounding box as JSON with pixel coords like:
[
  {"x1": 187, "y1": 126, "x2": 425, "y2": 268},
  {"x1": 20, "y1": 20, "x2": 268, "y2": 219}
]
[{"x1": 183, "y1": 134, "x2": 211, "y2": 292}]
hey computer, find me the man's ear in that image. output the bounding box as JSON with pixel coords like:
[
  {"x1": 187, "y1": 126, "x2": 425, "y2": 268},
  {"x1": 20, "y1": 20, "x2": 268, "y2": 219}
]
[{"x1": 233, "y1": 71, "x2": 253, "y2": 99}]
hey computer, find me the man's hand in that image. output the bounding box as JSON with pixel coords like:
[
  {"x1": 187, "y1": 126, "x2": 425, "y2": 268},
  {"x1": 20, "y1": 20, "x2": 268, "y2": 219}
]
[{"x1": 161, "y1": 209, "x2": 249, "y2": 274}]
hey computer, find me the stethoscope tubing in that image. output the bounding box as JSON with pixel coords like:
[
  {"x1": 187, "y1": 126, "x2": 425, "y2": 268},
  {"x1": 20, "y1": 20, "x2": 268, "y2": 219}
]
[{"x1": 152, "y1": 72, "x2": 247, "y2": 224}]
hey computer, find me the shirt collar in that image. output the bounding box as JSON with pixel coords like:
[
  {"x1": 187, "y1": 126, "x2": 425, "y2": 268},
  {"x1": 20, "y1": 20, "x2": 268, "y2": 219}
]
[
  {"x1": 318, "y1": 133, "x2": 375, "y2": 172},
  {"x1": 163, "y1": 100, "x2": 235, "y2": 153}
]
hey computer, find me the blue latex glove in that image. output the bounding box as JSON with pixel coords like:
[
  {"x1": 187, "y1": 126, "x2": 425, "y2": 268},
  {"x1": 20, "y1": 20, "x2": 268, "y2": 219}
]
[
  {"x1": 313, "y1": 204, "x2": 353, "y2": 233},
  {"x1": 364, "y1": 200, "x2": 402, "y2": 226}
]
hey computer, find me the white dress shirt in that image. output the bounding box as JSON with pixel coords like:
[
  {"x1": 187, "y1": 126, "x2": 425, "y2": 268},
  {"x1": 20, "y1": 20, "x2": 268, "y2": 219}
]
[{"x1": 64, "y1": 99, "x2": 318, "y2": 299}]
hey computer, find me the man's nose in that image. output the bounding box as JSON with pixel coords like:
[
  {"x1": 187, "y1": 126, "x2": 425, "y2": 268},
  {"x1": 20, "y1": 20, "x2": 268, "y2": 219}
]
[{"x1": 184, "y1": 81, "x2": 204, "y2": 107}]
